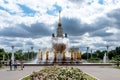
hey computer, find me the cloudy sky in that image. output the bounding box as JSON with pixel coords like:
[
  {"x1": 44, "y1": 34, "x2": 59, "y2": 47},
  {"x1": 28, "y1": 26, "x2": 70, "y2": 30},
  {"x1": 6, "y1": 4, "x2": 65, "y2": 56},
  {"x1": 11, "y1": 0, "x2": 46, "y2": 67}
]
[{"x1": 0, "y1": 0, "x2": 120, "y2": 53}]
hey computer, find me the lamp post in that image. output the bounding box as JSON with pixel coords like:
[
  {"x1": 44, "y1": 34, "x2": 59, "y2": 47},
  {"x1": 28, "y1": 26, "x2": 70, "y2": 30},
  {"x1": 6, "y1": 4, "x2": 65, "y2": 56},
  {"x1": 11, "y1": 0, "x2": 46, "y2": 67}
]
[
  {"x1": 106, "y1": 45, "x2": 109, "y2": 62},
  {"x1": 91, "y1": 49, "x2": 92, "y2": 59},
  {"x1": 39, "y1": 49, "x2": 41, "y2": 52},
  {"x1": 11, "y1": 45, "x2": 14, "y2": 64},
  {"x1": 31, "y1": 46, "x2": 33, "y2": 60},
  {"x1": 28, "y1": 50, "x2": 29, "y2": 61},
  {"x1": 86, "y1": 47, "x2": 89, "y2": 60},
  {"x1": 106, "y1": 45, "x2": 109, "y2": 55},
  {"x1": 3, "y1": 54, "x2": 5, "y2": 62}
]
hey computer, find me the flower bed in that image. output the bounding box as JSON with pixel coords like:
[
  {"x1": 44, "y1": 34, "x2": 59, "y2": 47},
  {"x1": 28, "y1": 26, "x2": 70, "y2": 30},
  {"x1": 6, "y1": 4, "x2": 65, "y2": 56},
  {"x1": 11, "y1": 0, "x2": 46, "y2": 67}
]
[{"x1": 22, "y1": 65, "x2": 97, "y2": 80}]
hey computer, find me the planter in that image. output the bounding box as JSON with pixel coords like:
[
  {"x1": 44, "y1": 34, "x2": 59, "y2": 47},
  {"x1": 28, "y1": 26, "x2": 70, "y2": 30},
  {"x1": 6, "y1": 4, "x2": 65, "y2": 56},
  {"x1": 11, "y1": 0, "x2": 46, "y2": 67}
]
[{"x1": 22, "y1": 65, "x2": 97, "y2": 80}]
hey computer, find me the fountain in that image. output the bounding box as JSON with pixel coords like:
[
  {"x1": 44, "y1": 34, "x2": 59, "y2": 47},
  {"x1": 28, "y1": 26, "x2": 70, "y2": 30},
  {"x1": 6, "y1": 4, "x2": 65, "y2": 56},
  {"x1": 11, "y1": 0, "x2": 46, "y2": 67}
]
[
  {"x1": 103, "y1": 52, "x2": 108, "y2": 63},
  {"x1": 31, "y1": 11, "x2": 82, "y2": 64}
]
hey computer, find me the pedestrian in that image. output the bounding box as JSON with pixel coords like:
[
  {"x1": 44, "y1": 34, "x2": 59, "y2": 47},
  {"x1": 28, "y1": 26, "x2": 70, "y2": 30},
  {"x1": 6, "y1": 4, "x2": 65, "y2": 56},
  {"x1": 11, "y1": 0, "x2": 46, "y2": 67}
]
[
  {"x1": 0, "y1": 61, "x2": 2, "y2": 68},
  {"x1": 9, "y1": 60, "x2": 12, "y2": 71},
  {"x1": 14, "y1": 60, "x2": 17, "y2": 70},
  {"x1": 20, "y1": 59, "x2": 24, "y2": 70}
]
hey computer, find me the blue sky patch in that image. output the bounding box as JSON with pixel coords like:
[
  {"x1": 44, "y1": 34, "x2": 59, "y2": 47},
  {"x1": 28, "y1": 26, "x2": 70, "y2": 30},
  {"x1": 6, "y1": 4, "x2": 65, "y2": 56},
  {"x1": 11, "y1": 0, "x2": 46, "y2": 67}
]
[
  {"x1": 53, "y1": 4, "x2": 62, "y2": 11},
  {"x1": 0, "y1": 6, "x2": 16, "y2": 15},
  {"x1": 46, "y1": 10, "x2": 55, "y2": 16},
  {"x1": 47, "y1": 4, "x2": 62, "y2": 16},
  {"x1": 3, "y1": 0, "x2": 9, "y2": 4},
  {"x1": 0, "y1": 6, "x2": 5, "y2": 10},
  {"x1": 18, "y1": 4, "x2": 36, "y2": 16},
  {"x1": 98, "y1": 0, "x2": 104, "y2": 4}
]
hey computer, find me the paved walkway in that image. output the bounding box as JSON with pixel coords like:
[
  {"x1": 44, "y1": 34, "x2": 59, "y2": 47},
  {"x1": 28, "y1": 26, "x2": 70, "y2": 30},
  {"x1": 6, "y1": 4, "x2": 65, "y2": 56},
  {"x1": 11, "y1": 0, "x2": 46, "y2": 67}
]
[
  {"x1": 0, "y1": 66, "x2": 43, "y2": 80},
  {"x1": 76, "y1": 66, "x2": 120, "y2": 80},
  {"x1": 0, "y1": 66, "x2": 120, "y2": 80}
]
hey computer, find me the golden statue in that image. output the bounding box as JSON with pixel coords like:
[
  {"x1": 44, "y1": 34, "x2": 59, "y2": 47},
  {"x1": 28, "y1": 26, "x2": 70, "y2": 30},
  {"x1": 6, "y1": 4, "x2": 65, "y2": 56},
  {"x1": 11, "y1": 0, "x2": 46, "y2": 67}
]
[
  {"x1": 74, "y1": 52, "x2": 77, "y2": 59},
  {"x1": 38, "y1": 51, "x2": 42, "y2": 60},
  {"x1": 62, "y1": 51, "x2": 66, "y2": 60},
  {"x1": 71, "y1": 51, "x2": 73, "y2": 60},
  {"x1": 54, "y1": 50, "x2": 57, "y2": 62},
  {"x1": 77, "y1": 52, "x2": 81, "y2": 60},
  {"x1": 40, "y1": 52, "x2": 42, "y2": 60},
  {"x1": 46, "y1": 51, "x2": 49, "y2": 60}
]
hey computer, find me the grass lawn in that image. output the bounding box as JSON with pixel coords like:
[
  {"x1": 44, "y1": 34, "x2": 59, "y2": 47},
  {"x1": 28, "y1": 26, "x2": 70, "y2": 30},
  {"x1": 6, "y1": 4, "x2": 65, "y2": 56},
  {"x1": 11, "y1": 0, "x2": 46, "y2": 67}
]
[{"x1": 114, "y1": 66, "x2": 120, "y2": 69}]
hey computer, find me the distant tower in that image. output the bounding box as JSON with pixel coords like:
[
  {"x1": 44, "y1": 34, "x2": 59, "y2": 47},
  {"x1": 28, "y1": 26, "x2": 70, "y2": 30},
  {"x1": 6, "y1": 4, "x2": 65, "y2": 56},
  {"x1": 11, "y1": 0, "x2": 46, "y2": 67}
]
[{"x1": 57, "y1": 11, "x2": 63, "y2": 37}]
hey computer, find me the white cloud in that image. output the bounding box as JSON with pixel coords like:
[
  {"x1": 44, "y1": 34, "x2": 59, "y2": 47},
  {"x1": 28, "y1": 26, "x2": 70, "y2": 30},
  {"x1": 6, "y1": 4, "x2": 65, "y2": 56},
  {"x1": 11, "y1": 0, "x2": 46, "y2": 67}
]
[
  {"x1": 1, "y1": 0, "x2": 22, "y2": 13},
  {"x1": 106, "y1": 27, "x2": 119, "y2": 34},
  {"x1": 0, "y1": 0, "x2": 120, "y2": 52}
]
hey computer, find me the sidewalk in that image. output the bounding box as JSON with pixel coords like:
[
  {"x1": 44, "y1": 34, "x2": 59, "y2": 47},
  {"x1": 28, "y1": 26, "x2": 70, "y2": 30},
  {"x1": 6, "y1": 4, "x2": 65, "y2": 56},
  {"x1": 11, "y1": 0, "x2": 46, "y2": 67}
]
[
  {"x1": 0, "y1": 66, "x2": 43, "y2": 80},
  {"x1": 76, "y1": 66, "x2": 120, "y2": 80}
]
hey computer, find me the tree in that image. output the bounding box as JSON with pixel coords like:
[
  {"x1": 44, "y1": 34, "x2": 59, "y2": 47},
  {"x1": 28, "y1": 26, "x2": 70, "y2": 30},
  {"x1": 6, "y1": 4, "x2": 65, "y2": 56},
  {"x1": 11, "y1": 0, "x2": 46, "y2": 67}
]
[
  {"x1": 108, "y1": 50, "x2": 116, "y2": 60},
  {"x1": 116, "y1": 47, "x2": 120, "y2": 55},
  {"x1": 82, "y1": 53, "x2": 91, "y2": 59},
  {"x1": 14, "y1": 50, "x2": 23, "y2": 60},
  {"x1": 115, "y1": 55, "x2": 120, "y2": 67},
  {"x1": 0, "y1": 48, "x2": 8, "y2": 60}
]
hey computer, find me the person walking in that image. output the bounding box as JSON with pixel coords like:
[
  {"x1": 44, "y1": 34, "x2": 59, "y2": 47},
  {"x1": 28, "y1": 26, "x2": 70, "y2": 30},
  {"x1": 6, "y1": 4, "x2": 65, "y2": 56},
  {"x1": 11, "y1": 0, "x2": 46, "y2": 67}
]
[
  {"x1": 0, "y1": 61, "x2": 2, "y2": 68},
  {"x1": 9, "y1": 60, "x2": 12, "y2": 71},
  {"x1": 14, "y1": 60, "x2": 17, "y2": 70},
  {"x1": 20, "y1": 60, "x2": 24, "y2": 70}
]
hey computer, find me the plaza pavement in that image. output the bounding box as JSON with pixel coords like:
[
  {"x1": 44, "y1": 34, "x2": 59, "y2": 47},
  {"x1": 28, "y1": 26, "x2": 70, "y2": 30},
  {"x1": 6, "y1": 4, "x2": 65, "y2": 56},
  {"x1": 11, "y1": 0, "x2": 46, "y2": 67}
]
[
  {"x1": 0, "y1": 66, "x2": 43, "y2": 80},
  {"x1": 76, "y1": 66, "x2": 120, "y2": 80},
  {"x1": 0, "y1": 66, "x2": 120, "y2": 80}
]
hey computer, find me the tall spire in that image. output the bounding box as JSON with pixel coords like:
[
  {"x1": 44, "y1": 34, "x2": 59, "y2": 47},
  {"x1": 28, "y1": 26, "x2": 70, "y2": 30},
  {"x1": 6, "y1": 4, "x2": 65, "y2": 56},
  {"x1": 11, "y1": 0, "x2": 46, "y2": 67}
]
[
  {"x1": 57, "y1": 10, "x2": 63, "y2": 37},
  {"x1": 58, "y1": 10, "x2": 62, "y2": 27}
]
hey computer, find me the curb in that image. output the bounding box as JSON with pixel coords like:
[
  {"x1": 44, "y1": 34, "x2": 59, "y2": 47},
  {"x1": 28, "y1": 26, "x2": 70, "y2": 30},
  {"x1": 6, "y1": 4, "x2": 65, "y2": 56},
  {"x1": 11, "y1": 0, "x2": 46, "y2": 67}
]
[
  {"x1": 19, "y1": 74, "x2": 31, "y2": 80},
  {"x1": 85, "y1": 72, "x2": 100, "y2": 80}
]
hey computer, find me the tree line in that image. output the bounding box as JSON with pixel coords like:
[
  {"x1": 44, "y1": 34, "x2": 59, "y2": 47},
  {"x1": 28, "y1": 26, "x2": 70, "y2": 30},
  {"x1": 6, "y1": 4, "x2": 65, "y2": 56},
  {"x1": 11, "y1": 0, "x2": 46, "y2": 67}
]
[
  {"x1": 0, "y1": 46, "x2": 120, "y2": 62},
  {"x1": 0, "y1": 49, "x2": 37, "y2": 61},
  {"x1": 82, "y1": 46, "x2": 120, "y2": 62}
]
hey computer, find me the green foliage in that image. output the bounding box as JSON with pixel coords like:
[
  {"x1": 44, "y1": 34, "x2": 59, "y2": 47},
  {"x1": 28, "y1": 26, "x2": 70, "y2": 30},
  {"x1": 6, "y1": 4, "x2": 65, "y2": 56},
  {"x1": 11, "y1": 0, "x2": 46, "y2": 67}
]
[
  {"x1": 1, "y1": 45, "x2": 120, "y2": 62},
  {"x1": 88, "y1": 58, "x2": 100, "y2": 63},
  {"x1": 22, "y1": 76, "x2": 30, "y2": 80},
  {"x1": 0, "y1": 48, "x2": 5, "y2": 52},
  {"x1": 114, "y1": 66, "x2": 120, "y2": 69},
  {"x1": 116, "y1": 47, "x2": 120, "y2": 55},
  {"x1": 114, "y1": 55, "x2": 120, "y2": 67},
  {"x1": 82, "y1": 53, "x2": 91, "y2": 59},
  {"x1": 108, "y1": 50, "x2": 116, "y2": 59},
  {"x1": 0, "y1": 48, "x2": 37, "y2": 61},
  {"x1": 115, "y1": 55, "x2": 120, "y2": 61},
  {"x1": 0, "y1": 48, "x2": 8, "y2": 60},
  {"x1": 82, "y1": 46, "x2": 120, "y2": 62}
]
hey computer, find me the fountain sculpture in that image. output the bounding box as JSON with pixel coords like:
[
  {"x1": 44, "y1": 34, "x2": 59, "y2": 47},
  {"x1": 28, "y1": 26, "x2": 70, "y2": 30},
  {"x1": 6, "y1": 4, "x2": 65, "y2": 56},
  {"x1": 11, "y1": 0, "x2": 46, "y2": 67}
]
[{"x1": 33, "y1": 11, "x2": 82, "y2": 64}]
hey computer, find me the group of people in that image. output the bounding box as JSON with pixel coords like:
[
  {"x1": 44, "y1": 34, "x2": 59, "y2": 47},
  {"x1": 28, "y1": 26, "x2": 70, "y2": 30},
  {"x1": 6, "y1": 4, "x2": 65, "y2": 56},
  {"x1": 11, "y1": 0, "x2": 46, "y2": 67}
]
[{"x1": 9, "y1": 59, "x2": 24, "y2": 71}]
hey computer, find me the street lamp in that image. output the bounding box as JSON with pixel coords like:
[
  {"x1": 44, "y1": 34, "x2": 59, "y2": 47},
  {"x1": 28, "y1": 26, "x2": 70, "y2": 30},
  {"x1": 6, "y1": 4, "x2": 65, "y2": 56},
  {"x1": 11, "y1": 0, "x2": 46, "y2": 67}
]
[
  {"x1": 106, "y1": 45, "x2": 109, "y2": 53},
  {"x1": 31, "y1": 46, "x2": 33, "y2": 60},
  {"x1": 11, "y1": 45, "x2": 14, "y2": 63},
  {"x1": 39, "y1": 49, "x2": 41, "y2": 52},
  {"x1": 28, "y1": 50, "x2": 29, "y2": 61},
  {"x1": 91, "y1": 49, "x2": 92, "y2": 59},
  {"x1": 86, "y1": 47, "x2": 89, "y2": 60},
  {"x1": 3, "y1": 54, "x2": 5, "y2": 62},
  {"x1": 106, "y1": 45, "x2": 109, "y2": 62}
]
